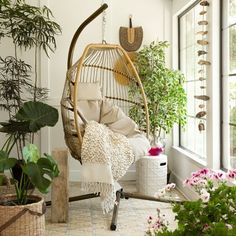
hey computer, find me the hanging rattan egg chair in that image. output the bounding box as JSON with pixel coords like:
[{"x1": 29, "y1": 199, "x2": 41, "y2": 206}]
[
  {"x1": 61, "y1": 42, "x2": 150, "y2": 163},
  {"x1": 59, "y1": 3, "x2": 179, "y2": 231}
]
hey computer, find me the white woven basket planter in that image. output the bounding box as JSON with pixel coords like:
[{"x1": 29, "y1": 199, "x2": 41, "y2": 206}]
[{"x1": 136, "y1": 154, "x2": 167, "y2": 196}]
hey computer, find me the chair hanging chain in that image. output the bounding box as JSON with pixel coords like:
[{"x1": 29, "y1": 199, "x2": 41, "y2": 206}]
[{"x1": 101, "y1": 1, "x2": 107, "y2": 43}]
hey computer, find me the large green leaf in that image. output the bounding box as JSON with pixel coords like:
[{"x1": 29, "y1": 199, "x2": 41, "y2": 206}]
[
  {"x1": 0, "y1": 120, "x2": 31, "y2": 134},
  {"x1": 22, "y1": 155, "x2": 59, "y2": 193},
  {"x1": 16, "y1": 101, "x2": 59, "y2": 132},
  {"x1": 0, "y1": 150, "x2": 17, "y2": 172},
  {"x1": 23, "y1": 144, "x2": 40, "y2": 163},
  {"x1": 22, "y1": 162, "x2": 51, "y2": 193}
]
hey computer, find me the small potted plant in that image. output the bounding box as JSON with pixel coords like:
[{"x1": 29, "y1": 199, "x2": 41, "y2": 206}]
[
  {"x1": 129, "y1": 41, "x2": 187, "y2": 155},
  {"x1": 0, "y1": 143, "x2": 59, "y2": 235}
]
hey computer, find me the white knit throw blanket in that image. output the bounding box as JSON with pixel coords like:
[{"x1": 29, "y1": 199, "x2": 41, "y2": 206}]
[{"x1": 81, "y1": 121, "x2": 134, "y2": 213}]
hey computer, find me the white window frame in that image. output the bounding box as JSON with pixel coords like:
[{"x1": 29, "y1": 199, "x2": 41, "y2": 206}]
[
  {"x1": 178, "y1": 1, "x2": 207, "y2": 159},
  {"x1": 221, "y1": 0, "x2": 236, "y2": 170},
  {"x1": 172, "y1": 0, "x2": 221, "y2": 169}
]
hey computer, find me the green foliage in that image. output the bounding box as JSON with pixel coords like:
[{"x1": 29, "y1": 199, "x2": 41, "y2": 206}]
[
  {"x1": 168, "y1": 184, "x2": 236, "y2": 235},
  {"x1": 129, "y1": 41, "x2": 187, "y2": 139},
  {"x1": 0, "y1": 150, "x2": 17, "y2": 172},
  {"x1": 0, "y1": 0, "x2": 61, "y2": 160},
  {"x1": 0, "y1": 0, "x2": 61, "y2": 54},
  {"x1": 147, "y1": 169, "x2": 236, "y2": 236},
  {"x1": 0, "y1": 101, "x2": 58, "y2": 133},
  {"x1": 0, "y1": 0, "x2": 60, "y2": 205},
  {"x1": 16, "y1": 101, "x2": 59, "y2": 132},
  {"x1": 0, "y1": 144, "x2": 59, "y2": 205}
]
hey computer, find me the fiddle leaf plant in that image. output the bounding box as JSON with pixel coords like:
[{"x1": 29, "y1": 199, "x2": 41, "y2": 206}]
[{"x1": 129, "y1": 41, "x2": 187, "y2": 143}]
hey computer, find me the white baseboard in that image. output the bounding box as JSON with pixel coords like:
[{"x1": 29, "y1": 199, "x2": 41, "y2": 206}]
[
  {"x1": 69, "y1": 170, "x2": 81, "y2": 182},
  {"x1": 171, "y1": 171, "x2": 198, "y2": 200},
  {"x1": 120, "y1": 170, "x2": 136, "y2": 181},
  {"x1": 69, "y1": 170, "x2": 136, "y2": 182}
]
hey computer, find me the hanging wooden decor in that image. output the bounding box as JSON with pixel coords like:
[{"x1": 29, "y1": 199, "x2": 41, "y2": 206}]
[
  {"x1": 195, "y1": 0, "x2": 210, "y2": 132},
  {"x1": 119, "y1": 15, "x2": 143, "y2": 52}
]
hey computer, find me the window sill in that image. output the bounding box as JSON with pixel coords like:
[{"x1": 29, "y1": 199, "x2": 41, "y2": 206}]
[{"x1": 172, "y1": 146, "x2": 207, "y2": 167}]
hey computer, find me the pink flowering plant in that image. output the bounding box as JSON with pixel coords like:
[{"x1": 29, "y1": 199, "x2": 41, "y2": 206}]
[{"x1": 146, "y1": 168, "x2": 236, "y2": 236}]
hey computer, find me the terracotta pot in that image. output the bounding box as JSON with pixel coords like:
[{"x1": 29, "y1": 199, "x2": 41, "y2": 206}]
[{"x1": 0, "y1": 194, "x2": 46, "y2": 236}]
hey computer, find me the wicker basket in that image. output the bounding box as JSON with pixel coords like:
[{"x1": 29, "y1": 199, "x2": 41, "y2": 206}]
[
  {"x1": 0, "y1": 178, "x2": 16, "y2": 196},
  {"x1": 0, "y1": 194, "x2": 46, "y2": 236}
]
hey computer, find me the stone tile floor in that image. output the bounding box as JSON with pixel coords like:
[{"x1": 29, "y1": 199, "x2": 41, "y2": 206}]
[{"x1": 45, "y1": 181, "x2": 185, "y2": 236}]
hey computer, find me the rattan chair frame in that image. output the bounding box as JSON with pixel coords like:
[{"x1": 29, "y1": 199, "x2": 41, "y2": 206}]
[{"x1": 72, "y1": 43, "x2": 150, "y2": 146}]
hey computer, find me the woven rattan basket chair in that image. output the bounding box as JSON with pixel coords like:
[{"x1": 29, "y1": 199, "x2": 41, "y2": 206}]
[{"x1": 59, "y1": 4, "x2": 177, "y2": 231}]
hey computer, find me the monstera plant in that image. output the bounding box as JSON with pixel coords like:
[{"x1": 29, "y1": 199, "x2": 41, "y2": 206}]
[
  {"x1": 0, "y1": 143, "x2": 59, "y2": 205},
  {"x1": 0, "y1": 101, "x2": 59, "y2": 156}
]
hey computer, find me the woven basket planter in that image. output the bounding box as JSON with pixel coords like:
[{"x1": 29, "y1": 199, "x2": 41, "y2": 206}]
[
  {"x1": 0, "y1": 194, "x2": 46, "y2": 236},
  {"x1": 0, "y1": 180, "x2": 15, "y2": 196}
]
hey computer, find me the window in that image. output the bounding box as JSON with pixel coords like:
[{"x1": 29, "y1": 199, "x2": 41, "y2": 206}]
[
  {"x1": 222, "y1": 0, "x2": 236, "y2": 169},
  {"x1": 178, "y1": 1, "x2": 206, "y2": 159}
]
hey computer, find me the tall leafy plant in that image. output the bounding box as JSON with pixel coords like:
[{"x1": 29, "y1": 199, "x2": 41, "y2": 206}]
[
  {"x1": 129, "y1": 41, "x2": 187, "y2": 143},
  {"x1": 0, "y1": 0, "x2": 61, "y2": 158}
]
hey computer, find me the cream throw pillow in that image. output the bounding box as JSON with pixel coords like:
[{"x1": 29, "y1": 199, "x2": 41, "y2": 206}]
[
  {"x1": 77, "y1": 82, "x2": 102, "y2": 124},
  {"x1": 77, "y1": 82, "x2": 102, "y2": 100}
]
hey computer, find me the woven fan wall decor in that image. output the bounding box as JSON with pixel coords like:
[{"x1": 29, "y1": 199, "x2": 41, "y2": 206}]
[{"x1": 119, "y1": 15, "x2": 143, "y2": 52}]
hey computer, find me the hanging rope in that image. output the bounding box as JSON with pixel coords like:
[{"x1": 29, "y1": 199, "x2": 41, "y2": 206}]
[{"x1": 101, "y1": 0, "x2": 107, "y2": 43}]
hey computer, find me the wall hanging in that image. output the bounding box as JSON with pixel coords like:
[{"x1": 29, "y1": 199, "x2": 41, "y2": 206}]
[
  {"x1": 119, "y1": 15, "x2": 143, "y2": 52},
  {"x1": 195, "y1": 0, "x2": 210, "y2": 132}
]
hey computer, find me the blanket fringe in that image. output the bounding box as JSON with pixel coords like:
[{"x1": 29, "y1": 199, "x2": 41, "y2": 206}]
[{"x1": 81, "y1": 182, "x2": 115, "y2": 213}]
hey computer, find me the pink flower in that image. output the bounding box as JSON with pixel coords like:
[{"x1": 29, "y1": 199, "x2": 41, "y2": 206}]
[
  {"x1": 165, "y1": 183, "x2": 176, "y2": 191},
  {"x1": 226, "y1": 224, "x2": 233, "y2": 230},
  {"x1": 147, "y1": 215, "x2": 153, "y2": 223},
  {"x1": 191, "y1": 168, "x2": 210, "y2": 178},
  {"x1": 210, "y1": 171, "x2": 226, "y2": 181},
  {"x1": 200, "y1": 189, "x2": 210, "y2": 203},
  {"x1": 203, "y1": 223, "x2": 209, "y2": 230},
  {"x1": 226, "y1": 169, "x2": 236, "y2": 179}
]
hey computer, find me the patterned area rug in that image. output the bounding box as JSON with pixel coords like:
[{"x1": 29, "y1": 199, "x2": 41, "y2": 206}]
[{"x1": 45, "y1": 181, "x2": 184, "y2": 236}]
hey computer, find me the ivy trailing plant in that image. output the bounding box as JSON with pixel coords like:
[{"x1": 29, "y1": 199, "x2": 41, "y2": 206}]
[
  {"x1": 129, "y1": 41, "x2": 187, "y2": 144},
  {"x1": 0, "y1": 0, "x2": 61, "y2": 159}
]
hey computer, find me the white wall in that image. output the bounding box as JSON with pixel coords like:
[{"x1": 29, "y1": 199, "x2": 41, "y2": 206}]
[{"x1": 0, "y1": 0, "x2": 172, "y2": 181}]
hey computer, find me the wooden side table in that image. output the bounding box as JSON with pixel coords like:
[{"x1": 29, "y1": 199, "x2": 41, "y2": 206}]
[{"x1": 136, "y1": 154, "x2": 167, "y2": 196}]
